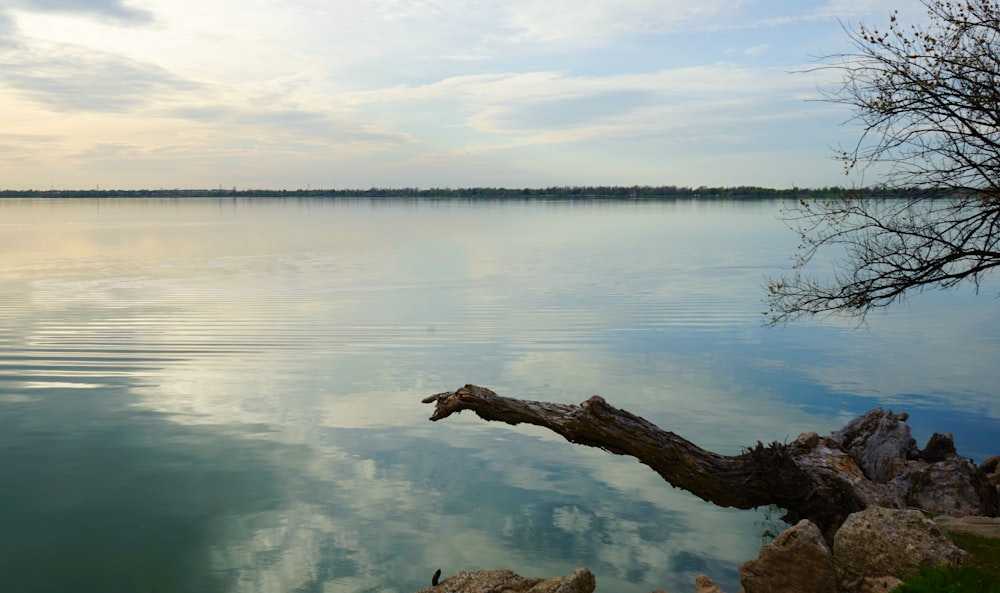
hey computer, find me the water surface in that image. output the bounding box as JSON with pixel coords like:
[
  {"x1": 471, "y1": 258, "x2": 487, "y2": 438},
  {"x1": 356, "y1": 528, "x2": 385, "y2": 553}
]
[{"x1": 0, "y1": 197, "x2": 997, "y2": 593}]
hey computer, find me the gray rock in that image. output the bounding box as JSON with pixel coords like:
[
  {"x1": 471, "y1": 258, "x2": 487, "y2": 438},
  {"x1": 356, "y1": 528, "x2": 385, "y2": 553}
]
[
  {"x1": 982, "y1": 455, "x2": 1000, "y2": 489},
  {"x1": 831, "y1": 408, "x2": 917, "y2": 483},
  {"x1": 918, "y1": 432, "x2": 957, "y2": 462},
  {"x1": 832, "y1": 507, "x2": 966, "y2": 593},
  {"x1": 694, "y1": 574, "x2": 726, "y2": 593},
  {"x1": 738, "y1": 519, "x2": 837, "y2": 593},
  {"x1": 896, "y1": 455, "x2": 999, "y2": 517},
  {"x1": 828, "y1": 410, "x2": 999, "y2": 518},
  {"x1": 413, "y1": 568, "x2": 595, "y2": 593},
  {"x1": 935, "y1": 515, "x2": 1000, "y2": 539},
  {"x1": 856, "y1": 576, "x2": 904, "y2": 593}
]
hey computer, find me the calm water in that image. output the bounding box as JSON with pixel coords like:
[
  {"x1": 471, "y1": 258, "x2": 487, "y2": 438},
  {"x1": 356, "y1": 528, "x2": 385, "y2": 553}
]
[{"x1": 0, "y1": 197, "x2": 997, "y2": 593}]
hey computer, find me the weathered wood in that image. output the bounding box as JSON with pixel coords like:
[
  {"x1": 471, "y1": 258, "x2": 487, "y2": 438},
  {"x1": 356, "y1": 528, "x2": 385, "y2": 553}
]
[{"x1": 423, "y1": 385, "x2": 999, "y2": 537}]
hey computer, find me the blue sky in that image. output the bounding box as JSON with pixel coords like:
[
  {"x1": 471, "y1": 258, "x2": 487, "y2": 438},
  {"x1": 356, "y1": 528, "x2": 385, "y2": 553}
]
[{"x1": 0, "y1": 0, "x2": 927, "y2": 190}]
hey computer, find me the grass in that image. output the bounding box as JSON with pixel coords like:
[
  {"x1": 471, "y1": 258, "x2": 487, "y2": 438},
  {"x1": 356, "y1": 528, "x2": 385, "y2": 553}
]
[{"x1": 894, "y1": 532, "x2": 1000, "y2": 593}]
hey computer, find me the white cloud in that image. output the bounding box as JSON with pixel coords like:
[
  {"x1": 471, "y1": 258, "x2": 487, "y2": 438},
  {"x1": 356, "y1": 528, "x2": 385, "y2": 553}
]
[
  {"x1": 9, "y1": 0, "x2": 154, "y2": 24},
  {"x1": 813, "y1": 0, "x2": 929, "y2": 23},
  {"x1": 0, "y1": 0, "x2": 891, "y2": 188},
  {"x1": 496, "y1": 0, "x2": 741, "y2": 45},
  {"x1": 0, "y1": 43, "x2": 201, "y2": 112},
  {"x1": 339, "y1": 63, "x2": 839, "y2": 152},
  {"x1": 0, "y1": 12, "x2": 19, "y2": 47}
]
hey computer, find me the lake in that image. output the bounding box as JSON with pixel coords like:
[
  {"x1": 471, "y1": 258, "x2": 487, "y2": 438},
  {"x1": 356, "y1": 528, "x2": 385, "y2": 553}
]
[{"x1": 0, "y1": 197, "x2": 997, "y2": 593}]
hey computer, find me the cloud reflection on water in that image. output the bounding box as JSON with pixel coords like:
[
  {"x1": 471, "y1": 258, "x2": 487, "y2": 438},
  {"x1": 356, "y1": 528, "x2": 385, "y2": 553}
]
[{"x1": 0, "y1": 198, "x2": 996, "y2": 593}]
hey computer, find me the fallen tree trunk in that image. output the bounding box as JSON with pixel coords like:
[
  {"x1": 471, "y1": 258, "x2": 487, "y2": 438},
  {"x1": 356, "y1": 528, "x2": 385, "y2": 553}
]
[{"x1": 423, "y1": 385, "x2": 998, "y2": 538}]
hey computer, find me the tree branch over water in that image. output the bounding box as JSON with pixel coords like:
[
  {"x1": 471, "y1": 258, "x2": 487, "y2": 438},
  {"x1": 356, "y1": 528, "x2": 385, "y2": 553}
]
[
  {"x1": 767, "y1": 1, "x2": 1000, "y2": 323},
  {"x1": 766, "y1": 195, "x2": 1000, "y2": 324},
  {"x1": 424, "y1": 385, "x2": 999, "y2": 538}
]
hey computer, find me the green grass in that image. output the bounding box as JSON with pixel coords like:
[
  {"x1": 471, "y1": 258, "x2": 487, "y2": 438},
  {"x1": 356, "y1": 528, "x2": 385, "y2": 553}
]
[
  {"x1": 894, "y1": 564, "x2": 999, "y2": 592},
  {"x1": 894, "y1": 532, "x2": 1000, "y2": 593}
]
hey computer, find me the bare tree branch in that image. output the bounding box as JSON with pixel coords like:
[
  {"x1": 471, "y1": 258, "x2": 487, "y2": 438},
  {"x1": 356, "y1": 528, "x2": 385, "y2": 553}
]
[
  {"x1": 768, "y1": 1, "x2": 1000, "y2": 323},
  {"x1": 423, "y1": 385, "x2": 999, "y2": 538}
]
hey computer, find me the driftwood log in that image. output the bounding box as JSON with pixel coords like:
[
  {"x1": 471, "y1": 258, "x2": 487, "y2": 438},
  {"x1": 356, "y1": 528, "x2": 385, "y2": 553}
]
[{"x1": 423, "y1": 385, "x2": 999, "y2": 538}]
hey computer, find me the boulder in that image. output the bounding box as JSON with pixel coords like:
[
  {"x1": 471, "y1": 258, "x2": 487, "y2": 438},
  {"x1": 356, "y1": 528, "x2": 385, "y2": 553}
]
[
  {"x1": 831, "y1": 409, "x2": 917, "y2": 482},
  {"x1": 855, "y1": 576, "x2": 904, "y2": 593},
  {"x1": 982, "y1": 455, "x2": 1000, "y2": 489},
  {"x1": 935, "y1": 514, "x2": 1000, "y2": 539},
  {"x1": 896, "y1": 455, "x2": 999, "y2": 517},
  {"x1": 918, "y1": 432, "x2": 957, "y2": 462},
  {"x1": 823, "y1": 411, "x2": 998, "y2": 520},
  {"x1": 413, "y1": 568, "x2": 595, "y2": 593},
  {"x1": 694, "y1": 574, "x2": 725, "y2": 593},
  {"x1": 738, "y1": 519, "x2": 837, "y2": 593},
  {"x1": 832, "y1": 507, "x2": 966, "y2": 593}
]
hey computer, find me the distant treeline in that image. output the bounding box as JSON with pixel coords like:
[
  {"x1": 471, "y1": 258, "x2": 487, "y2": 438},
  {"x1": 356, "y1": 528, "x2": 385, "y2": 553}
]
[{"x1": 0, "y1": 185, "x2": 924, "y2": 200}]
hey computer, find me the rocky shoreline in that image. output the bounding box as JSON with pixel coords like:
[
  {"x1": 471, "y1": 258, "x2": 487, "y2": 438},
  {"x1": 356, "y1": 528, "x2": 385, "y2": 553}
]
[
  {"x1": 413, "y1": 511, "x2": 999, "y2": 593},
  {"x1": 414, "y1": 455, "x2": 1000, "y2": 593}
]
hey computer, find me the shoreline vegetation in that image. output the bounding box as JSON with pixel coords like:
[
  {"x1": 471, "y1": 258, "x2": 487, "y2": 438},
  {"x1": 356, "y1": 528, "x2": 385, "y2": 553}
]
[{"x1": 0, "y1": 185, "x2": 924, "y2": 200}]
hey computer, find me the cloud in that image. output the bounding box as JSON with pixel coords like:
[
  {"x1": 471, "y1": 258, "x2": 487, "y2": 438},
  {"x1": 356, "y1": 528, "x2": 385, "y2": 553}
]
[
  {"x1": 0, "y1": 0, "x2": 883, "y2": 189},
  {"x1": 812, "y1": 0, "x2": 928, "y2": 23},
  {"x1": 480, "y1": 90, "x2": 659, "y2": 130},
  {"x1": 157, "y1": 105, "x2": 414, "y2": 154},
  {"x1": 0, "y1": 45, "x2": 200, "y2": 112},
  {"x1": 0, "y1": 11, "x2": 16, "y2": 43},
  {"x1": 496, "y1": 0, "x2": 742, "y2": 45},
  {"x1": 348, "y1": 63, "x2": 829, "y2": 146},
  {"x1": 9, "y1": 0, "x2": 154, "y2": 24}
]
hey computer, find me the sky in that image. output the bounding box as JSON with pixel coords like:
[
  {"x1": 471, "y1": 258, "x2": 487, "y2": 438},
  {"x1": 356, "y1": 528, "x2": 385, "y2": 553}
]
[{"x1": 0, "y1": 0, "x2": 930, "y2": 190}]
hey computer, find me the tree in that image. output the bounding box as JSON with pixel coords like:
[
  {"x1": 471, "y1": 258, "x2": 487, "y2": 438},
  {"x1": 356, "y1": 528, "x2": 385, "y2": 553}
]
[
  {"x1": 423, "y1": 385, "x2": 999, "y2": 539},
  {"x1": 766, "y1": 0, "x2": 1000, "y2": 324},
  {"x1": 418, "y1": 4, "x2": 1000, "y2": 550}
]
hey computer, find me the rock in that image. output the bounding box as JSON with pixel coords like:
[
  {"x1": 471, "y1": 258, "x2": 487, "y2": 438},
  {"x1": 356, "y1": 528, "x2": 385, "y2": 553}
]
[
  {"x1": 822, "y1": 410, "x2": 998, "y2": 520},
  {"x1": 831, "y1": 408, "x2": 917, "y2": 482},
  {"x1": 694, "y1": 574, "x2": 726, "y2": 593},
  {"x1": 935, "y1": 515, "x2": 1000, "y2": 539},
  {"x1": 918, "y1": 432, "x2": 957, "y2": 462},
  {"x1": 413, "y1": 568, "x2": 595, "y2": 593},
  {"x1": 896, "y1": 455, "x2": 999, "y2": 517},
  {"x1": 832, "y1": 507, "x2": 966, "y2": 593},
  {"x1": 738, "y1": 519, "x2": 837, "y2": 593},
  {"x1": 982, "y1": 455, "x2": 1000, "y2": 489},
  {"x1": 856, "y1": 576, "x2": 904, "y2": 593},
  {"x1": 794, "y1": 431, "x2": 820, "y2": 449}
]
